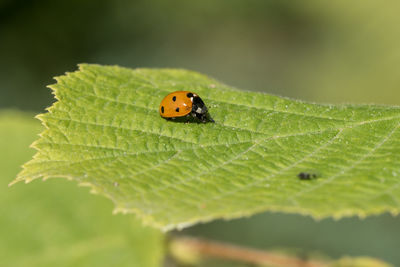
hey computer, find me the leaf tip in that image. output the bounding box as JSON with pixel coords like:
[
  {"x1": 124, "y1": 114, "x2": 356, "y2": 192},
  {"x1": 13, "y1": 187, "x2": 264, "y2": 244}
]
[
  {"x1": 8, "y1": 179, "x2": 19, "y2": 187},
  {"x1": 10, "y1": 166, "x2": 37, "y2": 187}
]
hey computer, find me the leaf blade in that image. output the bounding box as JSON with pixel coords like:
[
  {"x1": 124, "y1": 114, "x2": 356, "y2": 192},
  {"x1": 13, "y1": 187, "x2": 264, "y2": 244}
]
[{"x1": 13, "y1": 64, "x2": 400, "y2": 230}]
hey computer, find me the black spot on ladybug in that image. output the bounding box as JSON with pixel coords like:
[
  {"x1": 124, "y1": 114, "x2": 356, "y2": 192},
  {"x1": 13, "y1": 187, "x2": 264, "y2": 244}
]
[
  {"x1": 176, "y1": 107, "x2": 180, "y2": 112},
  {"x1": 298, "y1": 172, "x2": 318, "y2": 180},
  {"x1": 187, "y1": 93, "x2": 193, "y2": 98},
  {"x1": 172, "y1": 96, "x2": 176, "y2": 102},
  {"x1": 161, "y1": 106, "x2": 164, "y2": 113}
]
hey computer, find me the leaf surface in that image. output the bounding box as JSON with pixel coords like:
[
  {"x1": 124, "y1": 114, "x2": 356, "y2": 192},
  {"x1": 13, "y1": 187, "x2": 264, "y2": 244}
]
[{"x1": 13, "y1": 64, "x2": 400, "y2": 230}]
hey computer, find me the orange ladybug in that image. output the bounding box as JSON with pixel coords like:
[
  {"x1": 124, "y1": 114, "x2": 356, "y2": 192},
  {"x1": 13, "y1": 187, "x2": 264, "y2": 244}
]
[{"x1": 159, "y1": 91, "x2": 214, "y2": 122}]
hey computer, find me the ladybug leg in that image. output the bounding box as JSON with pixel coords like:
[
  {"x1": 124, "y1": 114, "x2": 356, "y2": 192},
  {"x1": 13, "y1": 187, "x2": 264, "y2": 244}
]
[
  {"x1": 184, "y1": 115, "x2": 190, "y2": 124},
  {"x1": 202, "y1": 113, "x2": 215, "y2": 123}
]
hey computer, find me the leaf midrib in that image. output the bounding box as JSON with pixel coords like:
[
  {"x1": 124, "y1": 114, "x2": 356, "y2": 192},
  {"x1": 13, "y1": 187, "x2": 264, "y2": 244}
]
[{"x1": 27, "y1": 113, "x2": 400, "y2": 174}]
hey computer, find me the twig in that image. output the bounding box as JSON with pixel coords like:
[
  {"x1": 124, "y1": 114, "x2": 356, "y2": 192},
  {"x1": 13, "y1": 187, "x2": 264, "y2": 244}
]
[{"x1": 170, "y1": 236, "x2": 329, "y2": 267}]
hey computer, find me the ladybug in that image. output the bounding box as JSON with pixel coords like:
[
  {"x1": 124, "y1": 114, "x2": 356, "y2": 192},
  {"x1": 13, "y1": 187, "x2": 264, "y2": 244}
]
[{"x1": 159, "y1": 91, "x2": 214, "y2": 123}]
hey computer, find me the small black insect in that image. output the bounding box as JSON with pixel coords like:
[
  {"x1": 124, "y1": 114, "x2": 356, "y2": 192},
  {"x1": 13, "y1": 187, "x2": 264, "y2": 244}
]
[{"x1": 298, "y1": 172, "x2": 318, "y2": 180}]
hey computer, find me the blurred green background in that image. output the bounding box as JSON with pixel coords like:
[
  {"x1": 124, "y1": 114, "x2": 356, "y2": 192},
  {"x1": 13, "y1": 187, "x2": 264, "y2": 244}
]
[
  {"x1": 1, "y1": 0, "x2": 400, "y2": 266},
  {"x1": 2, "y1": 0, "x2": 400, "y2": 111}
]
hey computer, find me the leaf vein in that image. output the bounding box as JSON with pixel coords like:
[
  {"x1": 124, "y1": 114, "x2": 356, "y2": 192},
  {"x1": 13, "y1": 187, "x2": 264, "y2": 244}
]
[{"x1": 290, "y1": 122, "x2": 400, "y2": 202}]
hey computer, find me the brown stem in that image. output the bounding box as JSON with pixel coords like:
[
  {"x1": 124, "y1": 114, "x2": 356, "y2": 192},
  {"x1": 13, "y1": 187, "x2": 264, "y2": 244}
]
[{"x1": 170, "y1": 236, "x2": 329, "y2": 267}]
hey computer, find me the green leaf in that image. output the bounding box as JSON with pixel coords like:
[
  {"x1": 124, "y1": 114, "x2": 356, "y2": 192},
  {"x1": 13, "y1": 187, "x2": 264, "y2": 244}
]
[
  {"x1": 12, "y1": 64, "x2": 400, "y2": 230},
  {"x1": 1, "y1": 111, "x2": 164, "y2": 267}
]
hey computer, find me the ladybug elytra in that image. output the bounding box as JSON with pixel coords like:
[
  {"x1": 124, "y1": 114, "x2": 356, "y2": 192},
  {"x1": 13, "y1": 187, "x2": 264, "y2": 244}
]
[{"x1": 159, "y1": 91, "x2": 213, "y2": 123}]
